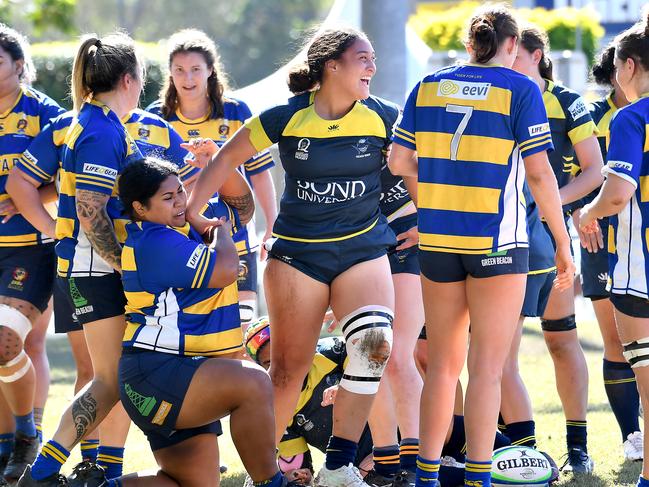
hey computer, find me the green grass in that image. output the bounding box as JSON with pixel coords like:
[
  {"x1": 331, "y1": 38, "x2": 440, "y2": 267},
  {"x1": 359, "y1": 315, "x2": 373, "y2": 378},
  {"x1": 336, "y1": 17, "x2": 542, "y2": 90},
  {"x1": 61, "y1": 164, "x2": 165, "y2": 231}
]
[{"x1": 43, "y1": 301, "x2": 642, "y2": 486}]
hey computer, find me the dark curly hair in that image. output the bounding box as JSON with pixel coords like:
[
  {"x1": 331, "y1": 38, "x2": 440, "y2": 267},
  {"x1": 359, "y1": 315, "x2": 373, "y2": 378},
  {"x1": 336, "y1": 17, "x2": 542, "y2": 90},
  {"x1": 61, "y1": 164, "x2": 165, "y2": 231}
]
[{"x1": 118, "y1": 158, "x2": 180, "y2": 220}]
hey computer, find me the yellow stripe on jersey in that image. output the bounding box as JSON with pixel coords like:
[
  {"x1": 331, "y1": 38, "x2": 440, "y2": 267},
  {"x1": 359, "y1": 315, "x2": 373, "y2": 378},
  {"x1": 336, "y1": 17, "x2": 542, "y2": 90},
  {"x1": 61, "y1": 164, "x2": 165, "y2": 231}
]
[
  {"x1": 640, "y1": 176, "x2": 649, "y2": 202},
  {"x1": 123, "y1": 322, "x2": 140, "y2": 341},
  {"x1": 183, "y1": 283, "x2": 238, "y2": 315},
  {"x1": 0, "y1": 154, "x2": 24, "y2": 176},
  {"x1": 282, "y1": 103, "x2": 387, "y2": 139},
  {"x1": 191, "y1": 250, "x2": 209, "y2": 288},
  {"x1": 55, "y1": 217, "x2": 75, "y2": 241},
  {"x1": 519, "y1": 133, "x2": 553, "y2": 151},
  {"x1": 543, "y1": 91, "x2": 566, "y2": 119},
  {"x1": 519, "y1": 136, "x2": 553, "y2": 153},
  {"x1": 416, "y1": 81, "x2": 512, "y2": 115},
  {"x1": 608, "y1": 224, "x2": 616, "y2": 254},
  {"x1": 114, "y1": 219, "x2": 129, "y2": 243},
  {"x1": 52, "y1": 126, "x2": 68, "y2": 146},
  {"x1": 121, "y1": 245, "x2": 136, "y2": 271},
  {"x1": 57, "y1": 257, "x2": 69, "y2": 275},
  {"x1": 279, "y1": 437, "x2": 309, "y2": 457},
  {"x1": 567, "y1": 122, "x2": 597, "y2": 146},
  {"x1": 0, "y1": 234, "x2": 39, "y2": 246},
  {"x1": 183, "y1": 327, "x2": 243, "y2": 356},
  {"x1": 124, "y1": 291, "x2": 154, "y2": 313},
  {"x1": 64, "y1": 122, "x2": 84, "y2": 150},
  {"x1": 0, "y1": 113, "x2": 40, "y2": 137},
  {"x1": 416, "y1": 132, "x2": 514, "y2": 165},
  {"x1": 19, "y1": 157, "x2": 51, "y2": 181},
  {"x1": 419, "y1": 182, "x2": 501, "y2": 214},
  {"x1": 272, "y1": 217, "x2": 378, "y2": 243},
  {"x1": 245, "y1": 116, "x2": 273, "y2": 153},
  {"x1": 419, "y1": 233, "x2": 493, "y2": 254},
  {"x1": 125, "y1": 123, "x2": 170, "y2": 148},
  {"x1": 645, "y1": 125, "x2": 649, "y2": 152},
  {"x1": 59, "y1": 170, "x2": 76, "y2": 197}
]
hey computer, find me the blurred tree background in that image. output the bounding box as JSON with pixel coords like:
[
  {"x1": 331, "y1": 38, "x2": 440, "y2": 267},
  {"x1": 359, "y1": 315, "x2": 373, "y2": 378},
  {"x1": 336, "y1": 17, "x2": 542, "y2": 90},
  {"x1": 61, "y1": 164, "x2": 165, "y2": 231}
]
[{"x1": 3, "y1": 0, "x2": 333, "y2": 107}]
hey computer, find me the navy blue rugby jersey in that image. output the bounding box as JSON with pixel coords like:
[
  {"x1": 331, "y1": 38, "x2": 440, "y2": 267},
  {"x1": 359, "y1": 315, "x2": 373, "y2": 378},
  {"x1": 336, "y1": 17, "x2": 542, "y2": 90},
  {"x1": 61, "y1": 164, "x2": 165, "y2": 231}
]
[
  {"x1": 524, "y1": 183, "x2": 555, "y2": 274},
  {"x1": 380, "y1": 162, "x2": 414, "y2": 223},
  {"x1": 0, "y1": 86, "x2": 63, "y2": 246},
  {"x1": 542, "y1": 80, "x2": 597, "y2": 191},
  {"x1": 244, "y1": 91, "x2": 400, "y2": 242}
]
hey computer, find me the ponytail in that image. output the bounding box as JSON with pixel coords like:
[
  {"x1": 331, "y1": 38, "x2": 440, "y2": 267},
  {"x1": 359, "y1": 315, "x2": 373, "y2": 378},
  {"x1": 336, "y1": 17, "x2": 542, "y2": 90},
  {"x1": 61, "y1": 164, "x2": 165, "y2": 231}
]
[
  {"x1": 465, "y1": 3, "x2": 519, "y2": 65},
  {"x1": 520, "y1": 25, "x2": 553, "y2": 81}
]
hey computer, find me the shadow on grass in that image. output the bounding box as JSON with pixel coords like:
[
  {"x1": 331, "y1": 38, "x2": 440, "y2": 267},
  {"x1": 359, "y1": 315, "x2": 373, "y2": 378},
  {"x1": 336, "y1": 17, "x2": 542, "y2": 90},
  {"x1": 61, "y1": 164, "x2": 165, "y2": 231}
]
[
  {"x1": 614, "y1": 460, "x2": 642, "y2": 486},
  {"x1": 221, "y1": 472, "x2": 246, "y2": 487},
  {"x1": 555, "y1": 472, "x2": 610, "y2": 486},
  {"x1": 523, "y1": 326, "x2": 604, "y2": 353}
]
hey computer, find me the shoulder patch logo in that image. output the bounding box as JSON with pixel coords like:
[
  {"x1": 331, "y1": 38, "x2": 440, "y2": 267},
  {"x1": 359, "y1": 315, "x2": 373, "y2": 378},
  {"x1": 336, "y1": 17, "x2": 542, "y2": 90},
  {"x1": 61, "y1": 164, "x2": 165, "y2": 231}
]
[
  {"x1": 608, "y1": 160, "x2": 633, "y2": 172},
  {"x1": 568, "y1": 97, "x2": 588, "y2": 121},
  {"x1": 82, "y1": 163, "x2": 118, "y2": 179},
  {"x1": 186, "y1": 244, "x2": 206, "y2": 269},
  {"x1": 528, "y1": 122, "x2": 550, "y2": 137}
]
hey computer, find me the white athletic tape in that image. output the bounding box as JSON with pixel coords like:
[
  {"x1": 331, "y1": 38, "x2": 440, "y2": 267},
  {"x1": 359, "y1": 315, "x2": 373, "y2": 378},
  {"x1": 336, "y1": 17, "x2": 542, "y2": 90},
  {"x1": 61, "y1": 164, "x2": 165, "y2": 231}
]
[
  {"x1": 623, "y1": 338, "x2": 649, "y2": 369},
  {"x1": 0, "y1": 304, "x2": 31, "y2": 342},
  {"x1": 0, "y1": 350, "x2": 30, "y2": 383},
  {"x1": 239, "y1": 300, "x2": 257, "y2": 328},
  {"x1": 340, "y1": 305, "x2": 394, "y2": 394}
]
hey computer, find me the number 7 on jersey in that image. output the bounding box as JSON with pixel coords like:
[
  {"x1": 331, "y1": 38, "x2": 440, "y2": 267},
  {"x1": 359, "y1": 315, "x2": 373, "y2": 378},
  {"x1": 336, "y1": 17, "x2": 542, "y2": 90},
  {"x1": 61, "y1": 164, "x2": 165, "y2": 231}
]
[{"x1": 446, "y1": 104, "x2": 474, "y2": 161}]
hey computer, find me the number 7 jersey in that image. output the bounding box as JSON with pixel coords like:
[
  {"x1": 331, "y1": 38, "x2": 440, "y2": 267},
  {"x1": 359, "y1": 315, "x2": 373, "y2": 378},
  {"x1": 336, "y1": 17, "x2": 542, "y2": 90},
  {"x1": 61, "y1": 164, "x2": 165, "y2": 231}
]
[{"x1": 393, "y1": 64, "x2": 554, "y2": 254}]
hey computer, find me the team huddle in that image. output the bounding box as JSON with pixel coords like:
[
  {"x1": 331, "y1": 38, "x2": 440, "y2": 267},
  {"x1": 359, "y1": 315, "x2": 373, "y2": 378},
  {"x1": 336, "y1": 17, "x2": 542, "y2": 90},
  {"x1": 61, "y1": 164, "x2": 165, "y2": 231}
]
[{"x1": 0, "y1": 2, "x2": 647, "y2": 487}]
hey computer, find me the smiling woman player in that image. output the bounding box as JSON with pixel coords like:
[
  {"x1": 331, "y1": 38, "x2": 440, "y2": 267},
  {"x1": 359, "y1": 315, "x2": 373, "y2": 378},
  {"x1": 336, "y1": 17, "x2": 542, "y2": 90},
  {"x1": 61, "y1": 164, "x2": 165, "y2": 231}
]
[{"x1": 184, "y1": 27, "x2": 399, "y2": 487}]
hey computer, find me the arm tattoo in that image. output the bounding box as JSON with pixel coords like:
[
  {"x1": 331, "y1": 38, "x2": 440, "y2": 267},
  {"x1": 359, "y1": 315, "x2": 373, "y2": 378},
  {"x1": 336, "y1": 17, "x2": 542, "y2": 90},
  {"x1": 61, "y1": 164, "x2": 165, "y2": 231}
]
[
  {"x1": 221, "y1": 192, "x2": 255, "y2": 226},
  {"x1": 76, "y1": 189, "x2": 122, "y2": 271},
  {"x1": 72, "y1": 391, "x2": 98, "y2": 442}
]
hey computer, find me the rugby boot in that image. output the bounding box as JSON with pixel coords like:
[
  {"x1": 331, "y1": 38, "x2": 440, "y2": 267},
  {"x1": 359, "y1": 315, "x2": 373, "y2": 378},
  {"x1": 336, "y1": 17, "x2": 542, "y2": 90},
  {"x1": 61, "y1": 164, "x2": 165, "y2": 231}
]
[
  {"x1": 392, "y1": 470, "x2": 416, "y2": 487},
  {"x1": 4, "y1": 432, "x2": 39, "y2": 481},
  {"x1": 363, "y1": 469, "x2": 394, "y2": 486},
  {"x1": 624, "y1": 431, "x2": 644, "y2": 462},
  {"x1": 560, "y1": 447, "x2": 594, "y2": 474},
  {"x1": 17, "y1": 466, "x2": 68, "y2": 486},
  {"x1": 67, "y1": 461, "x2": 108, "y2": 487},
  {"x1": 315, "y1": 463, "x2": 371, "y2": 487}
]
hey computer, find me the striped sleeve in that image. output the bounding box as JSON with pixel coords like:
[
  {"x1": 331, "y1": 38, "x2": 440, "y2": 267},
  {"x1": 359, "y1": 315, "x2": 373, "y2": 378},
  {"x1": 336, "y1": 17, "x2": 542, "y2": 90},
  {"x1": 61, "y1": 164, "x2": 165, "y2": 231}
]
[
  {"x1": 74, "y1": 132, "x2": 121, "y2": 195},
  {"x1": 137, "y1": 226, "x2": 216, "y2": 290},
  {"x1": 513, "y1": 79, "x2": 554, "y2": 158},
  {"x1": 602, "y1": 108, "x2": 645, "y2": 188},
  {"x1": 392, "y1": 82, "x2": 419, "y2": 150},
  {"x1": 243, "y1": 150, "x2": 275, "y2": 175},
  {"x1": 16, "y1": 123, "x2": 58, "y2": 184}
]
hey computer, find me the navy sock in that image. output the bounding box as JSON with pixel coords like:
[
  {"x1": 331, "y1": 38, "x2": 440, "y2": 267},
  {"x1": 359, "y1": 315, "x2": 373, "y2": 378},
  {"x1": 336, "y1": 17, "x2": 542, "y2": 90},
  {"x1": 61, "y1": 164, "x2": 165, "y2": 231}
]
[
  {"x1": 603, "y1": 359, "x2": 641, "y2": 441},
  {"x1": 253, "y1": 471, "x2": 283, "y2": 486},
  {"x1": 465, "y1": 459, "x2": 491, "y2": 486},
  {"x1": 80, "y1": 439, "x2": 100, "y2": 462},
  {"x1": 373, "y1": 444, "x2": 399, "y2": 477},
  {"x1": 97, "y1": 446, "x2": 125, "y2": 480},
  {"x1": 325, "y1": 436, "x2": 358, "y2": 471},
  {"x1": 505, "y1": 421, "x2": 536, "y2": 448},
  {"x1": 400, "y1": 438, "x2": 419, "y2": 473},
  {"x1": 566, "y1": 420, "x2": 587, "y2": 452},
  {"x1": 33, "y1": 408, "x2": 44, "y2": 443},
  {"x1": 415, "y1": 457, "x2": 440, "y2": 486},
  {"x1": 31, "y1": 440, "x2": 70, "y2": 481},
  {"x1": 0, "y1": 433, "x2": 14, "y2": 457},
  {"x1": 494, "y1": 430, "x2": 512, "y2": 449},
  {"x1": 441, "y1": 415, "x2": 466, "y2": 462},
  {"x1": 15, "y1": 412, "x2": 36, "y2": 437}
]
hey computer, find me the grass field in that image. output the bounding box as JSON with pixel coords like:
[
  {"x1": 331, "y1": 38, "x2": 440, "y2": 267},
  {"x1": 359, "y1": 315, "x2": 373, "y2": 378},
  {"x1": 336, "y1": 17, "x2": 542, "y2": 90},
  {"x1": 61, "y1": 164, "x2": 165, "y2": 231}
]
[{"x1": 42, "y1": 299, "x2": 642, "y2": 486}]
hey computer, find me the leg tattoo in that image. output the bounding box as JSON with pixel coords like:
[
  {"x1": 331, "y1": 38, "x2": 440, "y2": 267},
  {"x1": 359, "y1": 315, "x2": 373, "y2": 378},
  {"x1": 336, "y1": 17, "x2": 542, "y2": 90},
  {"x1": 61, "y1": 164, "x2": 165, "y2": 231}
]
[{"x1": 72, "y1": 392, "x2": 98, "y2": 442}]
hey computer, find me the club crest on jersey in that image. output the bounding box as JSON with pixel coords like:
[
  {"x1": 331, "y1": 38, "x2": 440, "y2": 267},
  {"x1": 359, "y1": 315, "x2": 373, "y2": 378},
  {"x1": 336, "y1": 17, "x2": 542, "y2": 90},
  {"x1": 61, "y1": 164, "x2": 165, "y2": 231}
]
[
  {"x1": 295, "y1": 138, "x2": 310, "y2": 160},
  {"x1": 353, "y1": 138, "x2": 370, "y2": 158},
  {"x1": 438, "y1": 79, "x2": 491, "y2": 100},
  {"x1": 219, "y1": 124, "x2": 229, "y2": 136},
  {"x1": 137, "y1": 126, "x2": 150, "y2": 140},
  {"x1": 16, "y1": 118, "x2": 28, "y2": 134}
]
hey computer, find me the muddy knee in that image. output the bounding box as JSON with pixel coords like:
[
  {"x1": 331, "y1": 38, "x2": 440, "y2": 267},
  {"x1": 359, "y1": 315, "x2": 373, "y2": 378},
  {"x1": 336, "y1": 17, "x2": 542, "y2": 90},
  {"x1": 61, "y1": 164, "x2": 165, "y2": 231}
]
[{"x1": 339, "y1": 305, "x2": 394, "y2": 394}]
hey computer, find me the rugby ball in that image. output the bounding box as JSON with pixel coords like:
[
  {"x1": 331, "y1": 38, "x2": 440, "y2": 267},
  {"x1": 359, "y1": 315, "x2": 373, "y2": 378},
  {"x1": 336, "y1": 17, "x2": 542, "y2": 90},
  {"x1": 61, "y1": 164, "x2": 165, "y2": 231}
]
[{"x1": 491, "y1": 446, "x2": 552, "y2": 486}]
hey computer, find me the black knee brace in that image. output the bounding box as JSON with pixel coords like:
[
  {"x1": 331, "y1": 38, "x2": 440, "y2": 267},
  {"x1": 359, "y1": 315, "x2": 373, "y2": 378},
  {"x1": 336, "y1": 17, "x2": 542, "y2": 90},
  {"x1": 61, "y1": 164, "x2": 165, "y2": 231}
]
[{"x1": 541, "y1": 314, "x2": 576, "y2": 332}]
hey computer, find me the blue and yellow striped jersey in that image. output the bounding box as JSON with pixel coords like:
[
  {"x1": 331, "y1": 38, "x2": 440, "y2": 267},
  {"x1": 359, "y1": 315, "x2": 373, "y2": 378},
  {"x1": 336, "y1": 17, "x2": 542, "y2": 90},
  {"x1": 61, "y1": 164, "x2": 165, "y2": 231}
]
[
  {"x1": 201, "y1": 195, "x2": 246, "y2": 254},
  {"x1": 603, "y1": 94, "x2": 649, "y2": 298},
  {"x1": 245, "y1": 91, "x2": 399, "y2": 242},
  {"x1": 121, "y1": 220, "x2": 241, "y2": 356},
  {"x1": 0, "y1": 85, "x2": 63, "y2": 246},
  {"x1": 55, "y1": 101, "x2": 143, "y2": 277},
  {"x1": 19, "y1": 110, "x2": 199, "y2": 187},
  {"x1": 147, "y1": 97, "x2": 275, "y2": 254},
  {"x1": 542, "y1": 79, "x2": 597, "y2": 190},
  {"x1": 394, "y1": 64, "x2": 554, "y2": 254}
]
